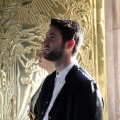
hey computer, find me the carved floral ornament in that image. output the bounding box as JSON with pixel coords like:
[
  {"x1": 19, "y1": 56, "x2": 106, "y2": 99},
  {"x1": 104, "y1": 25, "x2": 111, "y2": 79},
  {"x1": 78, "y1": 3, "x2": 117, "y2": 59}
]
[
  {"x1": 0, "y1": 0, "x2": 95, "y2": 120},
  {"x1": 0, "y1": 0, "x2": 92, "y2": 73}
]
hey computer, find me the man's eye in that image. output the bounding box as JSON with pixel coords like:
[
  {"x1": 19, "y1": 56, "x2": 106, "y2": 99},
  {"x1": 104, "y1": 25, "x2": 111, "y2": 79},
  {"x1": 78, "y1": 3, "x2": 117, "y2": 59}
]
[
  {"x1": 49, "y1": 35, "x2": 55, "y2": 39},
  {"x1": 45, "y1": 34, "x2": 56, "y2": 41}
]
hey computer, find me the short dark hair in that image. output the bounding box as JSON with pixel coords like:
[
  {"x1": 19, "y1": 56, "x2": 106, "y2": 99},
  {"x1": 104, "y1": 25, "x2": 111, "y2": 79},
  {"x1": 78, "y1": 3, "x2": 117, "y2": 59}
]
[{"x1": 50, "y1": 18, "x2": 83, "y2": 56}]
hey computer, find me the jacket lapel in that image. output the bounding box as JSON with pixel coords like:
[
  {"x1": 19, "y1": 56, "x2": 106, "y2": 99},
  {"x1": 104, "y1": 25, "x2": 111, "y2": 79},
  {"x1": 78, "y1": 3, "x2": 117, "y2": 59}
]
[{"x1": 50, "y1": 65, "x2": 78, "y2": 110}]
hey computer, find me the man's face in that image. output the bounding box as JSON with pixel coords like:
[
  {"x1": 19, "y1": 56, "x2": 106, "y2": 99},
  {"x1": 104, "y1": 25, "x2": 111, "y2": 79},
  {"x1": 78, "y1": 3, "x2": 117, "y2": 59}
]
[{"x1": 42, "y1": 26, "x2": 65, "y2": 61}]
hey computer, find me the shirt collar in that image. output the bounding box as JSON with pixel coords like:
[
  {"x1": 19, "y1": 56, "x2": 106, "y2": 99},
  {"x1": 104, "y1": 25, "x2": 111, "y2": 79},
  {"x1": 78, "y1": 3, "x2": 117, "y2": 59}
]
[{"x1": 56, "y1": 63, "x2": 74, "y2": 84}]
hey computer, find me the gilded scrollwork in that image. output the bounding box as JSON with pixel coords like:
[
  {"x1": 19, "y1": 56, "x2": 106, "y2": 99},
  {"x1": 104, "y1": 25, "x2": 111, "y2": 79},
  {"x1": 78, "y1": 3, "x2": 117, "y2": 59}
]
[
  {"x1": 0, "y1": 3, "x2": 47, "y2": 119},
  {"x1": 0, "y1": 0, "x2": 107, "y2": 120},
  {"x1": 0, "y1": 70, "x2": 14, "y2": 120}
]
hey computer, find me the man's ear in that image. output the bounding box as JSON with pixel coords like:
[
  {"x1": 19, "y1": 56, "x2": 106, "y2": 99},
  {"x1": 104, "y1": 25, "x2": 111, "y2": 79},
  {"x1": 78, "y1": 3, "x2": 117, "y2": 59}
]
[{"x1": 67, "y1": 39, "x2": 75, "y2": 49}]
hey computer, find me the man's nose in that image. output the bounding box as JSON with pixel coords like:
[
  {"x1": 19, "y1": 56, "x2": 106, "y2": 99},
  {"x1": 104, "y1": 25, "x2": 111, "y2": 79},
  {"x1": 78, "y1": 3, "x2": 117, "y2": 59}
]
[
  {"x1": 43, "y1": 36, "x2": 49, "y2": 43},
  {"x1": 42, "y1": 39, "x2": 49, "y2": 47}
]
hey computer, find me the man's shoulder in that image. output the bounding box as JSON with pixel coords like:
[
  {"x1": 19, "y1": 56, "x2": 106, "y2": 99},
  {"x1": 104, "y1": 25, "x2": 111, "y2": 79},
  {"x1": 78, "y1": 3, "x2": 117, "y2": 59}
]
[
  {"x1": 68, "y1": 65, "x2": 101, "y2": 94},
  {"x1": 67, "y1": 65, "x2": 94, "y2": 82}
]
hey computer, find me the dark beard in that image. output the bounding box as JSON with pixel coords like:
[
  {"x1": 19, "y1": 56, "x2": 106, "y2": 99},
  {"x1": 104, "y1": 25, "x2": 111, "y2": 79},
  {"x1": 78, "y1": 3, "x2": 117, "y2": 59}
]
[{"x1": 43, "y1": 44, "x2": 65, "y2": 61}]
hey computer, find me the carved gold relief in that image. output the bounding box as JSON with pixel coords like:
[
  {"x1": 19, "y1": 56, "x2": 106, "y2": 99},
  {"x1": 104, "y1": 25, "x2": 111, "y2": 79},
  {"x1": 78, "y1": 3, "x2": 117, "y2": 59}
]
[{"x1": 0, "y1": 0, "x2": 107, "y2": 120}]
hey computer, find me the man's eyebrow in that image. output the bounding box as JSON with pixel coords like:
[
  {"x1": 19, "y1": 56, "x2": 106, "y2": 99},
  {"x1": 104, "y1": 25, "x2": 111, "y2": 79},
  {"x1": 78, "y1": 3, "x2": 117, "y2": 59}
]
[{"x1": 46, "y1": 33, "x2": 57, "y2": 37}]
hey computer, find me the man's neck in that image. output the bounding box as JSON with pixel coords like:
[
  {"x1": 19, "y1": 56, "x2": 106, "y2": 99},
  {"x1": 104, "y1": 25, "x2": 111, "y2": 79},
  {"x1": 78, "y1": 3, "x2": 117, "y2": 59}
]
[
  {"x1": 54, "y1": 57, "x2": 76, "y2": 74},
  {"x1": 47, "y1": 68, "x2": 55, "y2": 75}
]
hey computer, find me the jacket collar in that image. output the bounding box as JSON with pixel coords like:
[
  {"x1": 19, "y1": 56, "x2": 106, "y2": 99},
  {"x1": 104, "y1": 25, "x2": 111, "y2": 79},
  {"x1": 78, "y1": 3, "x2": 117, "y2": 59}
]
[{"x1": 65, "y1": 64, "x2": 79, "y2": 82}]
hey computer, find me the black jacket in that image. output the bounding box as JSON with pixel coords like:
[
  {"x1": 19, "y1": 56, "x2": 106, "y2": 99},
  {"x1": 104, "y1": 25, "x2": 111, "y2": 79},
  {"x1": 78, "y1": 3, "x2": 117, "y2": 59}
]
[{"x1": 30, "y1": 65, "x2": 104, "y2": 120}]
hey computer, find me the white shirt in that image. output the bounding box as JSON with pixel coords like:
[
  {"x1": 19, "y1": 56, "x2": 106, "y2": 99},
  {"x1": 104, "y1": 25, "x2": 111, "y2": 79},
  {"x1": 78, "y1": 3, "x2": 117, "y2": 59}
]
[{"x1": 43, "y1": 63, "x2": 74, "y2": 120}]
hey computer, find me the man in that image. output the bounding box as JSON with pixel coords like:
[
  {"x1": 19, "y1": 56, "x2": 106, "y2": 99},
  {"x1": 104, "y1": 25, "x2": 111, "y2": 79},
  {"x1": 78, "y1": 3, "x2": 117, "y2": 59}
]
[{"x1": 29, "y1": 18, "x2": 104, "y2": 120}]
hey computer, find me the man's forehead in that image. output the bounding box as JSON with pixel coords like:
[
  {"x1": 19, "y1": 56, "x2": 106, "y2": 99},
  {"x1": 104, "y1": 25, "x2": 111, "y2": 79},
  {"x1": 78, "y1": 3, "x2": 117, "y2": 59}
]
[
  {"x1": 49, "y1": 26, "x2": 60, "y2": 31},
  {"x1": 47, "y1": 27, "x2": 61, "y2": 35}
]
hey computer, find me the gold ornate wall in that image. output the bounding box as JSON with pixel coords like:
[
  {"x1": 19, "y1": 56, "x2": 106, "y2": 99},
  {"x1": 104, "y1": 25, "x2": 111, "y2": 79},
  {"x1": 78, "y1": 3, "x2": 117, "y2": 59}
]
[{"x1": 0, "y1": 0, "x2": 107, "y2": 120}]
